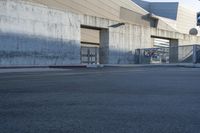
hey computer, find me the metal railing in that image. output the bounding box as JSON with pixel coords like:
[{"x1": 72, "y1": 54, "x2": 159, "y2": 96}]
[{"x1": 135, "y1": 44, "x2": 200, "y2": 64}]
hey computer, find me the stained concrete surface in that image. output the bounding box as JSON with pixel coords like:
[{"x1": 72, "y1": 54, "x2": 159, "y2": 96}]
[
  {"x1": 0, "y1": 67, "x2": 200, "y2": 133},
  {"x1": 0, "y1": 0, "x2": 80, "y2": 66}
]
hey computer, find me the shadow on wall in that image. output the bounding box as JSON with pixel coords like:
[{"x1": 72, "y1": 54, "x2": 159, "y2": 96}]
[
  {"x1": 0, "y1": 33, "x2": 139, "y2": 66},
  {"x1": 108, "y1": 50, "x2": 135, "y2": 64},
  {"x1": 0, "y1": 32, "x2": 139, "y2": 66},
  {"x1": 0, "y1": 32, "x2": 80, "y2": 66}
]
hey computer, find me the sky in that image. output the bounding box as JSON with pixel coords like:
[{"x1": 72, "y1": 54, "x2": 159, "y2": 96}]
[{"x1": 144, "y1": 0, "x2": 200, "y2": 12}]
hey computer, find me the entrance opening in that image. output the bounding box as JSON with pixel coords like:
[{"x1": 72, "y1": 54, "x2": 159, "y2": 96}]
[
  {"x1": 81, "y1": 44, "x2": 99, "y2": 64},
  {"x1": 81, "y1": 26, "x2": 100, "y2": 64},
  {"x1": 135, "y1": 37, "x2": 184, "y2": 64},
  {"x1": 151, "y1": 38, "x2": 170, "y2": 64},
  {"x1": 80, "y1": 26, "x2": 109, "y2": 64}
]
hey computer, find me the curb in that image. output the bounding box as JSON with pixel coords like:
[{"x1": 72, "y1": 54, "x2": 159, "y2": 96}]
[
  {"x1": 104, "y1": 64, "x2": 200, "y2": 68},
  {"x1": 0, "y1": 65, "x2": 87, "y2": 69},
  {"x1": 0, "y1": 64, "x2": 200, "y2": 69},
  {"x1": 49, "y1": 65, "x2": 87, "y2": 69},
  {"x1": 0, "y1": 66, "x2": 49, "y2": 69}
]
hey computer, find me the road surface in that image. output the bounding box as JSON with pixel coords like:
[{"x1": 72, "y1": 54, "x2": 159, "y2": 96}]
[{"x1": 0, "y1": 67, "x2": 200, "y2": 133}]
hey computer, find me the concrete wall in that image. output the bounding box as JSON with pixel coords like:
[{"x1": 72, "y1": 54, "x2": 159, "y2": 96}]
[
  {"x1": 26, "y1": 0, "x2": 148, "y2": 22},
  {"x1": 156, "y1": 17, "x2": 177, "y2": 31},
  {"x1": 0, "y1": 0, "x2": 80, "y2": 66},
  {"x1": 151, "y1": 28, "x2": 200, "y2": 45},
  {"x1": 120, "y1": 7, "x2": 150, "y2": 27},
  {"x1": 109, "y1": 24, "x2": 151, "y2": 64},
  {"x1": 80, "y1": 15, "x2": 152, "y2": 64},
  {"x1": 156, "y1": 18, "x2": 177, "y2": 32},
  {"x1": 0, "y1": 0, "x2": 199, "y2": 66},
  {"x1": 176, "y1": 5, "x2": 198, "y2": 35}
]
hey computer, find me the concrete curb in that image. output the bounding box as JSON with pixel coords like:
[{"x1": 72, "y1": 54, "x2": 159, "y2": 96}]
[
  {"x1": 0, "y1": 65, "x2": 87, "y2": 73},
  {"x1": 86, "y1": 64, "x2": 104, "y2": 68},
  {"x1": 0, "y1": 65, "x2": 87, "y2": 69},
  {"x1": 0, "y1": 64, "x2": 200, "y2": 71},
  {"x1": 0, "y1": 66, "x2": 49, "y2": 69},
  {"x1": 0, "y1": 68, "x2": 71, "y2": 74},
  {"x1": 49, "y1": 65, "x2": 87, "y2": 69},
  {"x1": 104, "y1": 64, "x2": 200, "y2": 68}
]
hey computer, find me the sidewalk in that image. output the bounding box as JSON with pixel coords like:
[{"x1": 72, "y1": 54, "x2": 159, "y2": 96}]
[
  {"x1": 104, "y1": 63, "x2": 200, "y2": 68},
  {"x1": 0, "y1": 63, "x2": 199, "y2": 74},
  {"x1": 0, "y1": 68, "x2": 71, "y2": 74},
  {"x1": 0, "y1": 65, "x2": 86, "y2": 73}
]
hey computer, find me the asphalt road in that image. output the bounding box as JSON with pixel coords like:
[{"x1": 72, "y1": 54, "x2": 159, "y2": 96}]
[{"x1": 0, "y1": 67, "x2": 200, "y2": 133}]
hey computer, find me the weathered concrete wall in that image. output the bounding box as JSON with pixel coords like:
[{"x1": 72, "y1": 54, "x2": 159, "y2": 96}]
[
  {"x1": 0, "y1": 0, "x2": 80, "y2": 66},
  {"x1": 176, "y1": 5, "x2": 197, "y2": 35},
  {"x1": 26, "y1": 0, "x2": 148, "y2": 22},
  {"x1": 120, "y1": 7, "x2": 150, "y2": 27},
  {"x1": 1, "y1": 0, "x2": 199, "y2": 66},
  {"x1": 80, "y1": 15, "x2": 152, "y2": 64},
  {"x1": 108, "y1": 24, "x2": 151, "y2": 64},
  {"x1": 151, "y1": 28, "x2": 200, "y2": 45}
]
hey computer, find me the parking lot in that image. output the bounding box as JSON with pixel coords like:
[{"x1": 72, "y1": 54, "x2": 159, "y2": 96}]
[{"x1": 0, "y1": 67, "x2": 200, "y2": 133}]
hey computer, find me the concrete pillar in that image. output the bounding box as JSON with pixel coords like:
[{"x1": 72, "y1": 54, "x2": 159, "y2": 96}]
[
  {"x1": 169, "y1": 39, "x2": 179, "y2": 63},
  {"x1": 135, "y1": 49, "x2": 140, "y2": 64},
  {"x1": 151, "y1": 37, "x2": 155, "y2": 47},
  {"x1": 100, "y1": 29, "x2": 109, "y2": 64}
]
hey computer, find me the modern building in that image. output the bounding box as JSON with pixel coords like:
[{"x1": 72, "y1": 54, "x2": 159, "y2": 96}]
[
  {"x1": 133, "y1": 0, "x2": 199, "y2": 35},
  {"x1": 0, "y1": 0, "x2": 200, "y2": 66}
]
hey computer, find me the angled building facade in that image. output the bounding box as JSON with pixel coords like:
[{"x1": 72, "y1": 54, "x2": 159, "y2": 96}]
[{"x1": 133, "y1": 0, "x2": 199, "y2": 35}]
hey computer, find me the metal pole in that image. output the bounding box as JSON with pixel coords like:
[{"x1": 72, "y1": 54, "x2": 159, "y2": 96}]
[
  {"x1": 95, "y1": 48, "x2": 97, "y2": 64},
  {"x1": 193, "y1": 45, "x2": 197, "y2": 64},
  {"x1": 87, "y1": 48, "x2": 90, "y2": 64}
]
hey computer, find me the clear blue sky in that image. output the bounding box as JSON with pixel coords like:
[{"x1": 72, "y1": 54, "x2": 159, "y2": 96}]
[{"x1": 144, "y1": 0, "x2": 200, "y2": 12}]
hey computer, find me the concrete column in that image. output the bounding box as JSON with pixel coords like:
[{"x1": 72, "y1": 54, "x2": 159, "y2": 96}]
[
  {"x1": 169, "y1": 39, "x2": 179, "y2": 63},
  {"x1": 134, "y1": 49, "x2": 140, "y2": 64},
  {"x1": 151, "y1": 37, "x2": 155, "y2": 47},
  {"x1": 100, "y1": 29, "x2": 109, "y2": 64}
]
